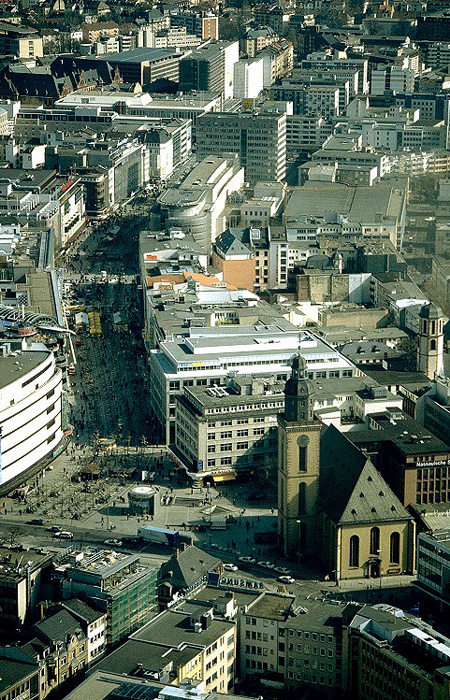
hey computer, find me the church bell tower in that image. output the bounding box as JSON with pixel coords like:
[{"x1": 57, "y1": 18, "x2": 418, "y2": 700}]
[
  {"x1": 278, "y1": 354, "x2": 322, "y2": 559},
  {"x1": 417, "y1": 302, "x2": 444, "y2": 379}
]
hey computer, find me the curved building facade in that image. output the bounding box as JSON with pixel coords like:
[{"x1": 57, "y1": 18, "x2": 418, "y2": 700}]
[{"x1": 0, "y1": 343, "x2": 64, "y2": 490}]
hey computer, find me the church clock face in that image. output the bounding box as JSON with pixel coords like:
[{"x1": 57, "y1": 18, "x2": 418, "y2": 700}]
[{"x1": 297, "y1": 435, "x2": 310, "y2": 448}]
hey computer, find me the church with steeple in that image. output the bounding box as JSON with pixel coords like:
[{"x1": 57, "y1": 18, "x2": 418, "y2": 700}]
[
  {"x1": 277, "y1": 354, "x2": 321, "y2": 559},
  {"x1": 277, "y1": 352, "x2": 415, "y2": 581}
]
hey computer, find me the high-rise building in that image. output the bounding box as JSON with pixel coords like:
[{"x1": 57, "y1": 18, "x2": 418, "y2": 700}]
[
  {"x1": 179, "y1": 41, "x2": 239, "y2": 100},
  {"x1": 196, "y1": 111, "x2": 286, "y2": 184}
]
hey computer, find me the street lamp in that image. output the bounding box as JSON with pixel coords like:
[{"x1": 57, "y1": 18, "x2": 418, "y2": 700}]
[
  {"x1": 377, "y1": 550, "x2": 382, "y2": 596},
  {"x1": 296, "y1": 519, "x2": 302, "y2": 562}
]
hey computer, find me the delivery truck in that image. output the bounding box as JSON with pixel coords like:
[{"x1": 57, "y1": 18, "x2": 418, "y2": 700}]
[{"x1": 138, "y1": 524, "x2": 186, "y2": 546}]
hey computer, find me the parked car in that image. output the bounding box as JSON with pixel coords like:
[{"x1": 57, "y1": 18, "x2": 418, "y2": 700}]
[
  {"x1": 223, "y1": 563, "x2": 238, "y2": 572},
  {"x1": 104, "y1": 539, "x2": 122, "y2": 547},
  {"x1": 239, "y1": 556, "x2": 257, "y2": 564},
  {"x1": 278, "y1": 575, "x2": 296, "y2": 584},
  {"x1": 54, "y1": 531, "x2": 73, "y2": 540},
  {"x1": 46, "y1": 525, "x2": 62, "y2": 532},
  {"x1": 27, "y1": 518, "x2": 44, "y2": 526}
]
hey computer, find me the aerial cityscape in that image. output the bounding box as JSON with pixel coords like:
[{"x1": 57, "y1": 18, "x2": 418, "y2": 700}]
[{"x1": 1, "y1": 0, "x2": 450, "y2": 698}]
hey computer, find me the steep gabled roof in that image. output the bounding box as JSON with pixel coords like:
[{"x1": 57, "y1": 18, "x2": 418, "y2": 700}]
[
  {"x1": 215, "y1": 228, "x2": 252, "y2": 257},
  {"x1": 319, "y1": 425, "x2": 410, "y2": 526},
  {"x1": 32, "y1": 609, "x2": 85, "y2": 645},
  {"x1": 0, "y1": 647, "x2": 38, "y2": 692},
  {"x1": 160, "y1": 545, "x2": 221, "y2": 590}
]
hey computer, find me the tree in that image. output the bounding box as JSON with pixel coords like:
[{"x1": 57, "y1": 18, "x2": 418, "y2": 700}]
[
  {"x1": 218, "y1": 15, "x2": 246, "y2": 42},
  {"x1": 0, "y1": 526, "x2": 21, "y2": 548}
]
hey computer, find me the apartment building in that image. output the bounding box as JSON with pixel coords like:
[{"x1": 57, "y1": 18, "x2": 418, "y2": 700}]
[
  {"x1": 81, "y1": 21, "x2": 119, "y2": 43},
  {"x1": 395, "y1": 92, "x2": 450, "y2": 123},
  {"x1": 55, "y1": 599, "x2": 107, "y2": 665},
  {"x1": 0, "y1": 21, "x2": 43, "y2": 59},
  {"x1": 371, "y1": 65, "x2": 415, "y2": 95},
  {"x1": 196, "y1": 111, "x2": 286, "y2": 184},
  {"x1": 131, "y1": 605, "x2": 236, "y2": 694},
  {"x1": 271, "y1": 82, "x2": 341, "y2": 118},
  {"x1": 142, "y1": 27, "x2": 201, "y2": 50},
  {"x1": 169, "y1": 11, "x2": 218, "y2": 40},
  {"x1": 425, "y1": 41, "x2": 450, "y2": 69},
  {"x1": 259, "y1": 41, "x2": 294, "y2": 87},
  {"x1": 240, "y1": 592, "x2": 348, "y2": 698},
  {"x1": 244, "y1": 26, "x2": 279, "y2": 58},
  {"x1": 0, "y1": 648, "x2": 40, "y2": 700},
  {"x1": 286, "y1": 114, "x2": 331, "y2": 156},
  {"x1": 253, "y1": 5, "x2": 286, "y2": 34},
  {"x1": 0, "y1": 547, "x2": 53, "y2": 641},
  {"x1": 149, "y1": 323, "x2": 356, "y2": 443},
  {"x1": 23, "y1": 609, "x2": 88, "y2": 697}
]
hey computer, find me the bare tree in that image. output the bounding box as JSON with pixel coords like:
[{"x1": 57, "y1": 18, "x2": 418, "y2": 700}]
[{"x1": 0, "y1": 526, "x2": 22, "y2": 548}]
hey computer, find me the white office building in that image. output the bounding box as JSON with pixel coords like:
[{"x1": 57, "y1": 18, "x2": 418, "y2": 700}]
[
  {"x1": 233, "y1": 57, "x2": 264, "y2": 99},
  {"x1": 149, "y1": 324, "x2": 357, "y2": 443}
]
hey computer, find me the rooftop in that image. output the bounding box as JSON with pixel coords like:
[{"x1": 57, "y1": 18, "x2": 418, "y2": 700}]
[
  {"x1": 94, "y1": 638, "x2": 199, "y2": 677},
  {"x1": 132, "y1": 609, "x2": 234, "y2": 649},
  {"x1": 94, "y1": 48, "x2": 179, "y2": 64},
  {"x1": 286, "y1": 180, "x2": 406, "y2": 224},
  {"x1": 64, "y1": 670, "x2": 256, "y2": 700},
  {"x1": 0, "y1": 648, "x2": 38, "y2": 693},
  {"x1": 247, "y1": 592, "x2": 295, "y2": 621},
  {"x1": 350, "y1": 410, "x2": 449, "y2": 457},
  {"x1": 0, "y1": 348, "x2": 49, "y2": 391}
]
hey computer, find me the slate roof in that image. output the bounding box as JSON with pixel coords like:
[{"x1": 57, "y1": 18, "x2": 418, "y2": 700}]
[
  {"x1": 60, "y1": 598, "x2": 105, "y2": 624},
  {"x1": 306, "y1": 253, "x2": 334, "y2": 270},
  {"x1": 214, "y1": 228, "x2": 252, "y2": 257},
  {"x1": 32, "y1": 609, "x2": 85, "y2": 644},
  {"x1": 419, "y1": 301, "x2": 444, "y2": 320},
  {"x1": 319, "y1": 425, "x2": 410, "y2": 526},
  {"x1": 160, "y1": 545, "x2": 221, "y2": 590},
  {"x1": 6, "y1": 64, "x2": 66, "y2": 100},
  {"x1": 20, "y1": 636, "x2": 48, "y2": 659},
  {"x1": 51, "y1": 56, "x2": 113, "y2": 85},
  {"x1": 0, "y1": 647, "x2": 38, "y2": 692}
]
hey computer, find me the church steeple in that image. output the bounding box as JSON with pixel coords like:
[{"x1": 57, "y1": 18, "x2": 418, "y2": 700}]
[
  {"x1": 278, "y1": 352, "x2": 321, "y2": 558},
  {"x1": 284, "y1": 354, "x2": 314, "y2": 423}
]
